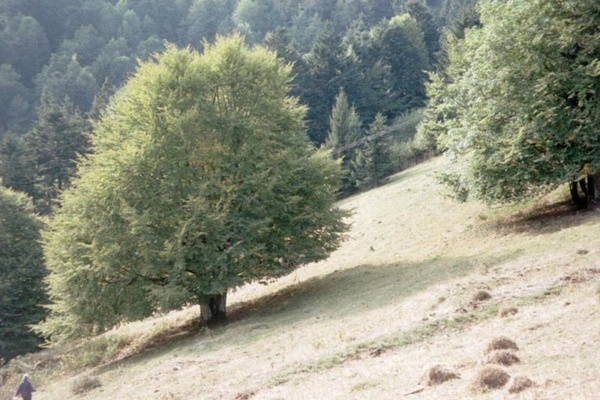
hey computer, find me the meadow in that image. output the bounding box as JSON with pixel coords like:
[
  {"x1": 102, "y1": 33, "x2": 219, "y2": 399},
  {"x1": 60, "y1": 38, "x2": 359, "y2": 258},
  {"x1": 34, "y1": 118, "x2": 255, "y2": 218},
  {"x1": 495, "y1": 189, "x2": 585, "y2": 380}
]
[{"x1": 3, "y1": 156, "x2": 600, "y2": 399}]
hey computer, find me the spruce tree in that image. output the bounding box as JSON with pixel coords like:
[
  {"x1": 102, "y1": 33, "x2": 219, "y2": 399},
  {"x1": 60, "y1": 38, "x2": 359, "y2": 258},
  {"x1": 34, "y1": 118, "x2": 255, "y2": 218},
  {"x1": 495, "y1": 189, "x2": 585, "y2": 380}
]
[
  {"x1": 324, "y1": 88, "x2": 363, "y2": 195},
  {"x1": 353, "y1": 113, "x2": 392, "y2": 190},
  {"x1": 25, "y1": 98, "x2": 90, "y2": 214},
  {"x1": 0, "y1": 184, "x2": 47, "y2": 362}
]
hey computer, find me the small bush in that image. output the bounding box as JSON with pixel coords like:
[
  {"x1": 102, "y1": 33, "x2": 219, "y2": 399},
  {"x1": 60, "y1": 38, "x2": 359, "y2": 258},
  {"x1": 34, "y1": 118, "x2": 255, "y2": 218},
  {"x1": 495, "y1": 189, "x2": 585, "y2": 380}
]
[
  {"x1": 63, "y1": 334, "x2": 132, "y2": 370},
  {"x1": 473, "y1": 366, "x2": 510, "y2": 390},
  {"x1": 484, "y1": 350, "x2": 520, "y2": 366},
  {"x1": 485, "y1": 336, "x2": 519, "y2": 353},
  {"x1": 508, "y1": 376, "x2": 535, "y2": 394},
  {"x1": 473, "y1": 290, "x2": 492, "y2": 302},
  {"x1": 421, "y1": 364, "x2": 460, "y2": 386},
  {"x1": 71, "y1": 375, "x2": 102, "y2": 395}
]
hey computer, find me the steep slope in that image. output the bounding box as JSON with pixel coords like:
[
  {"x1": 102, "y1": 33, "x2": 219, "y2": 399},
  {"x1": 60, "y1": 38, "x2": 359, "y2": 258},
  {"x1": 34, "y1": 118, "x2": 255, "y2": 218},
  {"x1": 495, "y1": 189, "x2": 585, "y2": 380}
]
[{"x1": 4, "y1": 156, "x2": 600, "y2": 399}]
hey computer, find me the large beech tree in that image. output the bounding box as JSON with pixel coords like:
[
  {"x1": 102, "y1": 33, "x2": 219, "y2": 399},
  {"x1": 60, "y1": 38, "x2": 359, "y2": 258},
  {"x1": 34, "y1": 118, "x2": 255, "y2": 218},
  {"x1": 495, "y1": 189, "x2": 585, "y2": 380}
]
[
  {"x1": 38, "y1": 35, "x2": 348, "y2": 342},
  {"x1": 420, "y1": 0, "x2": 600, "y2": 204}
]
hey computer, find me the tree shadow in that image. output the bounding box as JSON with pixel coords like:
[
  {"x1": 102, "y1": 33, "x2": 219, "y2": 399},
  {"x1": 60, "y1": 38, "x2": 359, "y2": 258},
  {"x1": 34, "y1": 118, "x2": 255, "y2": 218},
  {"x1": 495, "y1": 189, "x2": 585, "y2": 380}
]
[
  {"x1": 488, "y1": 199, "x2": 600, "y2": 236},
  {"x1": 100, "y1": 250, "x2": 521, "y2": 369},
  {"x1": 224, "y1": 251, "x2": 520, "y2": 333}
]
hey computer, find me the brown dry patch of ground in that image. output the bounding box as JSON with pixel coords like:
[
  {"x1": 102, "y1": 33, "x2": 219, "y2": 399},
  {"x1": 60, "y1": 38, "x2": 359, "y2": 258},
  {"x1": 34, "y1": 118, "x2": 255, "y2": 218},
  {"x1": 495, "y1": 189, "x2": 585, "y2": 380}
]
[{"x1": 6, "y1": 157, "x2": 600, "y2": 400}]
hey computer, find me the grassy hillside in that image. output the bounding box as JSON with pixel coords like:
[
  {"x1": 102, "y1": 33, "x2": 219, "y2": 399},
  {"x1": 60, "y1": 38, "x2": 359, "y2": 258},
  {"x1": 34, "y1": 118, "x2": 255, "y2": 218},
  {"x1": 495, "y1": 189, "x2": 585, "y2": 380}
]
[{"x1": 3, "y1": 156, "x2": 600, "y2": 399}]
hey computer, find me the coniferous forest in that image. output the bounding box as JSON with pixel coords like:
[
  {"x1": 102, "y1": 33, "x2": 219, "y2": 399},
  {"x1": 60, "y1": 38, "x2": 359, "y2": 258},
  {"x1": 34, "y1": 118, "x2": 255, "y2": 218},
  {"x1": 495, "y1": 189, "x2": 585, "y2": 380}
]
[{"x1": 0, "y1": 0, "x2": 476, "y2": 213}]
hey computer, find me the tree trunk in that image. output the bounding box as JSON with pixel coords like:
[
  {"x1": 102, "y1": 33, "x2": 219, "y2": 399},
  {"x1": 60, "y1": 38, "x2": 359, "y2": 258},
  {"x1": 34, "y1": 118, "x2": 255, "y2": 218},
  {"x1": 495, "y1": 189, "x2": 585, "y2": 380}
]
[
  {"x1": 570, "y1": 181, "x2": 583, "y2": 207},
  {"x1": 590, "y1": 173, "x2": 599, "y2": 200},
  {"x1": 570, "y1": 176, "x2": 594, "y2": 209},
  {"x1": 199, "y1": 292, "x2": 228, "y2": 323}
]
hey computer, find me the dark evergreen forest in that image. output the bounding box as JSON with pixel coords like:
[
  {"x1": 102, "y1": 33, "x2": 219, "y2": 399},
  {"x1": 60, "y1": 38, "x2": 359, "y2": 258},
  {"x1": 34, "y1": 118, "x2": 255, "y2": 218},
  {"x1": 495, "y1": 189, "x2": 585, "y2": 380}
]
[{"x1": 0, "y1": 0, "x2": 475, "y2": 212}]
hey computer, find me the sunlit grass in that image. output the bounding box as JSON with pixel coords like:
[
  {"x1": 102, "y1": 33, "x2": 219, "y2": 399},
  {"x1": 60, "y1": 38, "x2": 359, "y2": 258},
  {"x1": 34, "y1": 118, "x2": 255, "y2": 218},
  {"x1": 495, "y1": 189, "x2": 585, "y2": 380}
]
[{"x1": 3, "y1": 156, "x2": 600, "y2": 399}]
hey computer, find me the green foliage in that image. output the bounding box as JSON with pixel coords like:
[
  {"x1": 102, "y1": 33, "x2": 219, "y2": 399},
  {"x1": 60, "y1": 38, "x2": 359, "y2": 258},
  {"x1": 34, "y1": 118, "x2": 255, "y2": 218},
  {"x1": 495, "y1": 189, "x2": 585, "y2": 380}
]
[
  {"x1": 304, "y1": 22, "x2": 358, "y2": 145},
  {"x1": 0, "y1": 0, "x2": 447, "y2": 145},
  {"x1": 0, "y1": 64, "x2": 33, "y2": 135},
  {"x1": 324, "y1": 88, "x2": 364, "y2": 194},
  {"x1": 0, "y1": 14, "x2": 51, "y2": 85},
  {"x1": 0, "y1": 134, "x2": 35, "y2": 196},
  {"x1": 324, "y1": 89, "x2": 363, "y2": 151},
  {"x1": 382, "y1": 14, "x2": 430, "y2": 111},
  {"x1": 91, "y1": 37, "x2": 136, "y2": 87},
  {"x1": 407, "y1": 1, "x2": 441, "y2": 66},
  {"x1": 35, "y1": 53, "x2": 99, "y2": 112},
  {"x1": 233, "y1": 0, "x2": 294, "y2": 44},
  {"x1": 38, "y1": 35, "x2": 349, "y2": 341},
  {"x1": 352, "y1": 113, "x2": 394, "y2": 190},
  {"x1": 0, "y1": 185, "x2": 47, "y2": 361},
  {"x1": 421, "y1": 0, "x2": 600, "y2": 203},
  {"x1": 183, "y1": 0, "x2": 236, "y2": 48},
  {"x1": 25, "y1": 98, "x2": 90, "y2": 214},
  {"x1": 350, "y1": 13, "x2": 431, "y2": 122},
  {"x1": 58, "y1": 25, "x2": 105, "y2": 66},
  {"x1": 0, "y1": 3, "x2": 452, "y2": 345}
]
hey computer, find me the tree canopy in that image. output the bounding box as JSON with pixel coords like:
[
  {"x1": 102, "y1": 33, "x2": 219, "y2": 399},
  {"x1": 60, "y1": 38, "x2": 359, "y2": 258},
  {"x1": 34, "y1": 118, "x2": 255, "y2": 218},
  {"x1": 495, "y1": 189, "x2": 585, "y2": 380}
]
[
  {"x1": 0, "y1": 184, "x2": 46, "y2": 361},
  {"x1": 37, "y1": 35, "x2": 349, "y2": 342},
  {"x1": 0, "y1": 0, "x2": 471, "y2": 212},
  {"x1": 419, "y1": 0, "x2": 600, "y2": 203}
]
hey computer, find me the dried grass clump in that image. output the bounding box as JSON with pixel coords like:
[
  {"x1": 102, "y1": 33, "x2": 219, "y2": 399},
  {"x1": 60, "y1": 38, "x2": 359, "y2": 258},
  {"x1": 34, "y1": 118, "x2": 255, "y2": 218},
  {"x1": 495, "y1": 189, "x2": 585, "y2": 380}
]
[
  {"x1": 421, "y1": 364, "x2": 460, "y2": 386},
  {"x1": 473, "y1": 366, "x2": 510, "y2": 390},
  {"x1": 71, "y1": 375, "x2": 102, "y2": 395},
  {"x1": 508, "y1": 376, "x2": 535, "y2": 394},
  {"x1": 485, "y1": 336, "x2": 519, "y2": 353},
  {"x1": 499, "y1": 307, "x2": 518, "y2": 317},
  {"x1": 472, "y1": 290, "x2": 492, "y2": 302},
  {"x1": 484, "y1": 350, "x2": 520, "y2": 366}
]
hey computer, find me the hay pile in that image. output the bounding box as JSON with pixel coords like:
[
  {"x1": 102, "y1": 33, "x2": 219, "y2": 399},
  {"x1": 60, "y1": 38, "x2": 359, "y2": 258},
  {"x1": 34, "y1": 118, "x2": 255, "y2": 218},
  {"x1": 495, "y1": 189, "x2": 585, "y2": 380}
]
[
  {"x1": 485, "y1": 336, "x2": 519, "y2": 353},
  {"x1": 421, "y1": 364, "x2": 460, "y2": 386},
  {"x1": 472, "y1": 336, "x2": 536, "y2": 393},
  {"x1": 508, "y1": 376, "x2": 535, "y2": 394},
  {"x1": 473, "y1": 366, "x2": 511, "y2": 390}
]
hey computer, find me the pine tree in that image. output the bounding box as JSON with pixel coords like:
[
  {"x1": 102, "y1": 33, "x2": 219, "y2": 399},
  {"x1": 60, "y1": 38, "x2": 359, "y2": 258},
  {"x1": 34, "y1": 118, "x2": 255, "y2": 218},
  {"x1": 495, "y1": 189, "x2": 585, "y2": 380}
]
[{"x1": 356, "y1": 113, "x2": 393, "y2": 190}]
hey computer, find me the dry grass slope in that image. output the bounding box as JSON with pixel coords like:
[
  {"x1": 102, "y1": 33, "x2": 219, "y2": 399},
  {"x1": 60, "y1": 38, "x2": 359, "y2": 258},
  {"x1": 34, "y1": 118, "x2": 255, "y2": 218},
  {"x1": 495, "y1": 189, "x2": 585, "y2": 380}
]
[{"x1": 2, "y1": 156, "x2": 600, "y2": 399}]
